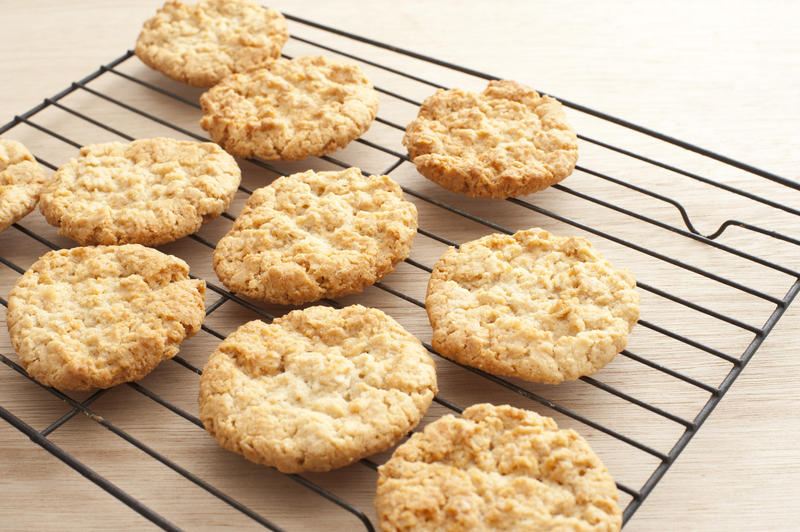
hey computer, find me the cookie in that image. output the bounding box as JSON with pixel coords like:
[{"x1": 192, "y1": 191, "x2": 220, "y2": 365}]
[
  {"x1": 198, "y1": 304, "x2": 438, "y2": 473},
  {"x1": 213, "y1": 167, "x2": 417, "y2": 305},
  {"x1": 6, "y1": 245, "x2": 206, "y2": 391},
  {"x1": 403, "y1": 80, "x2": 578, "y2": 198},
  {"x1": 38, "y1": 138, "x2": 241, "y2": 246},
  {"x1": 376, "y1": 403, "x2": 622, "y2": 532},
  {"x1": 0, "y1": 139, "x2": 48, "y2": 233},
  {"x1": 135, "y1": 0, "x2": 289, "y2": 88},
  {"x1": 426, "y1": 228, "x2": 639, "y2": 384},
  {"x1": 200, "y1": 55, "x2": 380, "y2": 160}
]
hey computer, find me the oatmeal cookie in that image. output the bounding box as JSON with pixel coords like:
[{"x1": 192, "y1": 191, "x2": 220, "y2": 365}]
[
  {"x1": 198, "y1": 304, "x2": 438, "y2": 473},
  {"x1": 39, "y1": 138, "x2": 241, "y2": 246},
  {"x1": 6, "y1": 245, "x2": 206, "y2": 390},
  {"x1": 376, "y1": 403, "x2": 621, "y2": 532},
  {"x1": 403, "y1": 80, "x2": 578, "y2": 198},
  {"x1": 0, "y1": 139, "x2": 48, "y2": 233},
  {"x1": 135, "y1": 0, "x2": 288, "y2": 88},
  {"x1": 426, "y1": 228, "x2": 639, "y2": 384},
  {"x1": 200, "y1": 55, "x2": 379, "y2": 160},
  {"x1": 213, "y1": 167, "x2": 417, "y2": 305}
]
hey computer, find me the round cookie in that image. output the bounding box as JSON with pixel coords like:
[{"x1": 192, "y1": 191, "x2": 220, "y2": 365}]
[
  {"x1": 135, "y1": 0, "x2": 289, "y2": 88},
  {"x1": 199, "y1": 55, "x2": 380, "y2": 160},
  {"x1": 6, "y1": 245, "x2": 206, "y2": 391},
  {"x1": 426, "y1": 228, "x2": 639, "y2": 384},
  {"x1": 376, "y1": 403, "x2": 622, "y2": 532},
  {"x1": 198, "y1": 304, "x2": 438, "y2": 473},
  {"x1": 39, "y1": 138, "x2": 241, "y2": 246},
  {"x1": 213, "y1": 167, "x2": 417, "y2": 305},
  {"x1": 403, "y1": 80, "x2": 579, "y2": 198},
  {"x1": 0, "y1": 139, "x2": 48, "y2": 233}
]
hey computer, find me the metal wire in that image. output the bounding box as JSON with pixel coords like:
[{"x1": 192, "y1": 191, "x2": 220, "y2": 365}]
[{"x1": 0, "y1": 11, "x2": 798, "y2": 530}]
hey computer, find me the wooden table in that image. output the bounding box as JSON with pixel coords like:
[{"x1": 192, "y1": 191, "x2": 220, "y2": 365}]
[{"x1": 1, "y1": 1, "x2": 798, "y2": 530}]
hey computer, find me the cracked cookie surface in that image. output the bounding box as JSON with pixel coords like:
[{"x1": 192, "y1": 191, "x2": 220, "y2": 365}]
[
  {"x1": 198, "y1": 304, "x2": 438, "y2": 473},
  {"x1": 213, "y1": 167, "x2": 417, "y2": 305},
  {"x1": 39, "y1": 138, "x2": 241, "y2": 246},
  {"x1": 136, "y1": 0, "x2": 288, "y2": 88},
  {"x1": 426, "y1": 228, "x2": 639, "y2": 384},
  {"x1": 6, "y1": 245, "x2": 206, "y2": 390},
  {"x1": 376, "y1": 403, "x2": 622, "y2": 532},
  {"x1": 403, "y1": 80, "x2": 578, "y2": 198},
  {"x1": 200, "y1": 55, "x2": 379, "y2": 160},
  {"x1": 0, "y1": 139, "x2": 48, "y2": 233}
]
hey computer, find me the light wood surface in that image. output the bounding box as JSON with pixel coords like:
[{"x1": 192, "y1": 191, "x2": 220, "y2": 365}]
[{"x1": 1, "y1": 1, "x2": 798, "y2": 530}]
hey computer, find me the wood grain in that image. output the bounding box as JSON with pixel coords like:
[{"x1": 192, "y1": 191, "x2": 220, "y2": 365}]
[{"x1": 1, "y1": 1, "x2": 798, "y2": 530}]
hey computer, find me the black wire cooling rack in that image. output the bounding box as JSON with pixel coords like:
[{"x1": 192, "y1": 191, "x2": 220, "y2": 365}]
[{"x1": 1, "y1": 11, "x2": 799, "y2": 531}]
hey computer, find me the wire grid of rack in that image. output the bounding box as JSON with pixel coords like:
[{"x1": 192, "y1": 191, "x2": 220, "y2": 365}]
[{"x1": 1, "y1": 11, "x2": 799, "y2": 531}]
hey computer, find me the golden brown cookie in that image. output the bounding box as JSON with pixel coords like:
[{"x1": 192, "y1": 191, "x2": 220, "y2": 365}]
[
  {"x1": 199, "y1": 56, "x2": 380, "y2": 160},
  {"x1": 213, "y1": 167, "x2": 417, "y2": 305},
  {"x1": 403, "y1": 80, "x2": 578, "y2": 198},
  {"x1": 198, "y1": 304, "x2": 438, "y2": 473},
  {"x1": 39, "y1": 138, "x2": 241, "y2": 246},
  {"x1": 0, "y1": 139, "x2": 48, "y2": 233},
  {"x1": 426, "y1": 228, "x2": 639, "y2": 384},
  {"x1": 6, "y1": 245, "x2": 206, "y2": 391},
  {"x1": 376, "y1": 403, "x2": 622, "y2": 532},
  {"x1": 135, "y1": 0, "x2": 288, "y2": 88}
]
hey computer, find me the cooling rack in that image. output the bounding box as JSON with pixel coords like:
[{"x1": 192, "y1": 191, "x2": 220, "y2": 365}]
[{"x1": 1, "y1": 10, "x2": 799, "y2": 531}]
